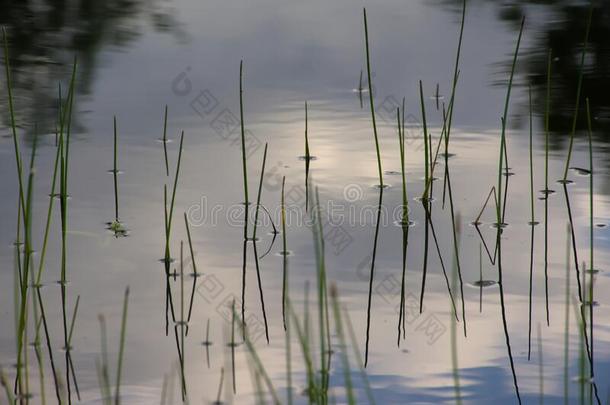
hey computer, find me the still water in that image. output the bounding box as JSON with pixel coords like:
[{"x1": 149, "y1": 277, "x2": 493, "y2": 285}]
[{"x1": 1, "y1": 0, "x2": 609, "y2": 403}]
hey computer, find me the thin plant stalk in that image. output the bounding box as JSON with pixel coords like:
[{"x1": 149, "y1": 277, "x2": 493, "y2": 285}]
[
  {"x1": 563, "y1": 223, "x2": 571, "y2": 404},
  {"x1": 281, "y1": 176, "x2": 288, "y2": 331},
  {"x1": 543, "y1": 49, "x2": 552, "y2": 326},
  {"x1": 495, "y1": 17, "x2": 525, "y2": 405},
  {"x1": 562, "y1": 1, "x2": 594, "y2": 181},
  {"x1": 113, "y1": 116, "x2": 119, "y2": 223},
  {"x1": 329, "y1": 285, "x2": 355, "y2": 405},
  {"x1": 527, "y1": 85, "x2": 535, "y2": 360},
  {"x1": 239, "y1": 61, "x2": 249, "y2": 335},
  {"x1": 114, "y1": 287, "x2": 130, "y2": 405},
  {"x1": 450, "y1": 214, "x2": 462, "y2": 405},
  {"x1": 363, "y1": 8, "x2": 384, "y2": 188},
  {"x1": 252, "y1": 143, "x2": 270, "y2": 343},
  {"x1": 162, "y1": 105, "x2": 169, "y2": 176},
  {"x1": 304, "y1": 102, "x2": 310, "y2": 212}
]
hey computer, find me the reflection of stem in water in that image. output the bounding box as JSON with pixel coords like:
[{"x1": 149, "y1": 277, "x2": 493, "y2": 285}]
[
  {"x1": 252, "y1": 241, "x2": 269, "y2": 343},
  {"x1": 239, "y1": 60, "x2": 250, "y2": 336},
  {"x1": 586, "y1": 98, "x2": 596, "y2": 403},
  {"x1": 113, "y1": 116, "x2": 119, "y2": 223},
  {"x1": 215, "y1": 367, "x2": 224, "y2": 405},
  {"x1": 231, "y1": 299, "x2": 236, "y2": 394},
  {"x1": 163, "y1": 131, "x2": 185, "y2": 336},
  {"x1": 184, "y1": 213, "x2": 199, "y2": 336},
  {"x1": 419, "y1": 80, "x2": 430, "y2": 314},
  {"x1": 363, "y1": 7, "x2": 384, "y2": 369},
  {"x1": 450, "y1": 214, "x2": 462, "y2": 405},
  {"x1": 35, "y1": 287, "x2": 62, "y2": 403},
  {"x1": 424, "y1": 203, "x2": 459, "y2": 321},
  {"x1": 396, "y1": 105, "x2": 410, "y2": 345},
  {"x1": 543, "y1": 49, "x2": 552, "y2": 327},
  {"x1": 445, "y1": 163, "x2": 466, "y2": 336},
  {"x1": 563, "y1": 184, "x2": 583, "y2": 303},
  {"x1": 563, "y1": 224, "x2": 571, "y2": 404},
  {"x1": 281, "y1": 177, "x2": 288, "y2": 331},
  {"x1": 285, "y1": 274, "x2": 292, "y2": 405},
  {"x1": 179, "y1": 242, "x2": 187, "y2": 402},
  {"x1": 495, "y1": 17, "x2": 524, "y2": 405},
  {"x1": 537, "y1": 323, "x2": 544, "y2": 405},
  {"x1": 364, "y1": 188, "x2": 383, "y2": 367},
  {"x1": 304, "y1": 102, "x2": 310, "y2": 212},
  {"x1": 527, "y1": 86, "x2": 535, "y2": 361},
  {"x1": 479, "y1": 244, "x2": 483, "y2": 313},
  {"x1": 67, "y1": 296, "x2": 81, "y2": 400},
  {"x1": 252, "y1": 143, "x2": 270, "y2": 343},
  {"x1": 204, "y1": 319, "x2": 211, "y2": 369}
]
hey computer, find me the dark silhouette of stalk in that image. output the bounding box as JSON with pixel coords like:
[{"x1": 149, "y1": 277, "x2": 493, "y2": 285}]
[
  {"x1": 230, "y1": 299, "x2": 237, "y2": 394},
  {"x1": 419, "y1": 80, "x2": 430, "y2": 314},
  {"x1": 184, "y1": 213, "x2": 200, "y2": 336},
  {"x1": 363, "y1": 7, "x2": 384, "y2": 368},
  {"x1": 364, "y1": 188, "x2": 383, "y2": 368},
  {"x1": 252, "y1": 143, "x2": 270, "y2": 343},
  {"x1": 239, "y1": 60, "x2": 249, "y2": 337},
  {"x1": 202, "y1": 319, "x2": 212, "y2": 369},
  {"x1": 543, "y1": 49, "x2": 552, "y2": 326},
  {"x1": 281, "y1": 177, "x2": 288, "y2": 331},
  {"x1": 527, "y1": 86, "x2": 536, "y2": 361},
  {"x1": 162, "y1": 105, "x2": 169, "y2": 176},
  {"x1": 495, "y1": 17, "x2": 525, "y2": 405},
  {"x1": 396, "y1": 103, "x2": 410, "y2": 345},
  {"x1": 304, "y1": 102, "x2": 310, "y2": 212}
]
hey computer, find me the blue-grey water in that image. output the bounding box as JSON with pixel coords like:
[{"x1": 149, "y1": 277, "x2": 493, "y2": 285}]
[{"x1": 1, "y1": 0, "x2": 609, "y2": 404}]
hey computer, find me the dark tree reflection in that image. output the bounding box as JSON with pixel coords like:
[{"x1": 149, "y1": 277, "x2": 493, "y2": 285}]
[
  {"x1": 435, "y1": 0, "x2": 609, "y2": 145},
  {"x1": 0, "y1": 0, "x2": 182, "y2": 138}
]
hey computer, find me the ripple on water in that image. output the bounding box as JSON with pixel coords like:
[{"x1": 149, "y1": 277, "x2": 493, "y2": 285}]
[
  {"x1": 276, "y1": 250, "x2": 293, "y2": 257},
  {"x1": 470, "y1": 280, "x2": 497, "y2": 288}
]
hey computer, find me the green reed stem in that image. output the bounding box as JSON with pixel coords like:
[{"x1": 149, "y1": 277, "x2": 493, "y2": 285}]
[
  {"x1": 35, "y1": 128, "x2": 63, "y2": 285},
  {"x1": 363, "y1": 8, "x2": 383, "y2": 187},
  {"x1": 2, "y1": 27, "x2": 26, "y2": 219},
  {"x1": 495, "y1": 17, "x2": 525, "y2": 405},
  {"x1": 113, "y1": 116, "x2": 119, "y2": 223},
  {"x1": 114, "y1": 287, "x2": 130, "y2": 405},
  {"x1": 562, "y1": 1, "x2": 594, "y2": 181},
  {"x1": 239, "y1": 60, "x2": 250, "y2": 238},
  {"x1": 162, "y1": 105, "x2": 169, "y2": 176},
  {"x1": 330, "y1": 285, "x2": 355, "y2": 405}
]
